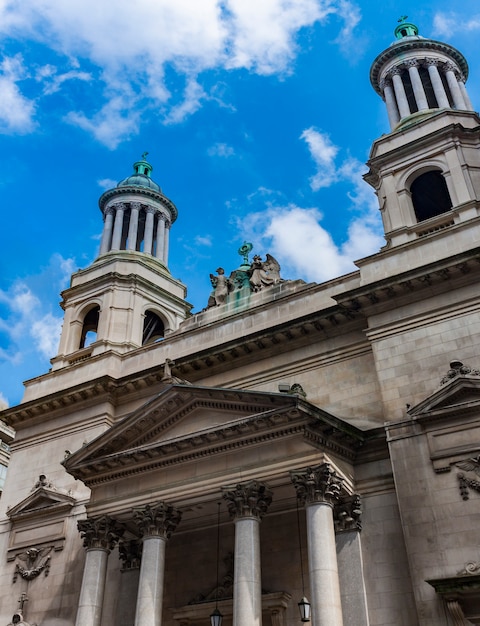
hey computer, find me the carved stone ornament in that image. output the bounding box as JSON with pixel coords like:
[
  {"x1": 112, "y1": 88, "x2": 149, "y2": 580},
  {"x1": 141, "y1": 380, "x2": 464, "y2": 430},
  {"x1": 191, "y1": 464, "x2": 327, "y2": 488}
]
[
  {"x1": 6, "y1": 610, "x2": 35, "y2": 626},
  {"x1": 205, "y1": 244, "x2": 283, "y2": 309},
  {"x1": 441, "y1": 360, "x2": 480, "y2": 385},
  {"x1": 454, "y1": 455, "x2": 480, "y2": 500},
  {"x1": 333, "y1": 495, "x2": 362, "y2": 533},
  {"x1": 189, "y1": 552, "x2": 234, "y2": 604},
  {"x1": 222, "y1": 480, "x2": 273, "y2": 520},
  {"x1": 12, "y1": 546, "x2": 53, "y2": 583},
  {"x1": 458, "y1": 561, "x2": 480, "y2": 576},
  {"x1": 133, "y1": 501, "x2": 182, "y2": 539},
  {"x1": 290, "y1": 463, "x2": 343, "y2": 506},
  {"x1": 77, "y1": 515, "x2": 125, "y2": 552},
  {"x1": 119, "y1": 539, "x2": 143, "y2": 571}
]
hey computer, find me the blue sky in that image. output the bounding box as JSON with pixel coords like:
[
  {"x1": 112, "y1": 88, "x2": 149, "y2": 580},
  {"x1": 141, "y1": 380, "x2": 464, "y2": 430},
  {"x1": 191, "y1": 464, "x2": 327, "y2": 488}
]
[{"x1": 1, "y1": 0, "x2": 479, "y2": 408}]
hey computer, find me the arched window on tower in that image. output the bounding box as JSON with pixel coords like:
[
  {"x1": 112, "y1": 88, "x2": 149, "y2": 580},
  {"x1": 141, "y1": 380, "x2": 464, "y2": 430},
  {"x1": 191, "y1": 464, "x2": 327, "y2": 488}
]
[
  {"x1": 142, "y1": 310, "x2": 165, "y2": 345},
  {"x1": 79, "y1": 305, "x2": 100, "y2": 349},
  {"x1": 411, "y1": 171, "x2": 453, "y2": 222}
]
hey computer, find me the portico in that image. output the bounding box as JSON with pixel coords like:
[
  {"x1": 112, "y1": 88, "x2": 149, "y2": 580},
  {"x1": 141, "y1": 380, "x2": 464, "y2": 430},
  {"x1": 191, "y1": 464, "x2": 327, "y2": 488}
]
[{"x1": 64, "y1": 385, "x2": 368, "y2": 626}]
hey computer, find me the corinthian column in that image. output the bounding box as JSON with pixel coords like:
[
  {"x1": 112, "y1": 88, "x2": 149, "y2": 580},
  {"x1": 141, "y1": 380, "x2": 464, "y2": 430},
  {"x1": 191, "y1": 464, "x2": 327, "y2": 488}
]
[
  {"x1": 75, "y1": 515, "x2": 125, "y2": 626},
  {"x1": 111, "y1": 202, "x2": 126, "y2": 251},
  {"x1": 290, "y1": 464, "x2": 344, "y2": 626},
  {"x1": 127, "y1": 202, "x2": 142, "y2": 251},
  {"x1": 99, "y1": 207, "x2": 115, "y2": 255},
  {"x1": 133, "y1": 502, "x2": 182, "y2": 626},
  {"x1": 155, "y1": 215, "x2": 166, "y2": 261},
  {"x1": 406, "y1": 59, "x2": 428, "y2": 111},
  {"x1": 445, "y1": 63, "x2": 467, "y2": 110},
  {"x1": 143, "y1": 207, "x2": 156, "y2": 255},
  {"x1": 380, "y1": 78, "x2": 400, "y2": 129},
  {"x1": 223, "y1": 480, "x2": 273, "y2": 626},
  {"x1": 390, "y1": 68, "x2": 410, "y2": 119},
  {"x1": 425, "y1": 59, "x2": 450, "y2": 108}
]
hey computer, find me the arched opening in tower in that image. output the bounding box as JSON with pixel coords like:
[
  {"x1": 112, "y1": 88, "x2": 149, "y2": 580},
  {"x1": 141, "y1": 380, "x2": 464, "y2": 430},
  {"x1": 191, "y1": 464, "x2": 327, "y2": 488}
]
[
  {"x1": 411, "y1": 171, "x2": 453, "y2": 222},
  {"x1": 142, "y1": 310, "x2": 165, "y2": 345},
  {"x1": 79, "y1": 305, "x2": 100, "y2": 349}
]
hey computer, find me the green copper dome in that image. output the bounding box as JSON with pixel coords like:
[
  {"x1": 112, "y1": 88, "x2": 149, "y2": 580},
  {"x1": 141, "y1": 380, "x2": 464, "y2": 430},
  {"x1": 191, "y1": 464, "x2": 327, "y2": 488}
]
[
  {"x1": 117, "y1": 152, "x2": 161, "y2": 192},
  {"x1": 394, "y1": 17, "x2": 419, "y2": 40}
]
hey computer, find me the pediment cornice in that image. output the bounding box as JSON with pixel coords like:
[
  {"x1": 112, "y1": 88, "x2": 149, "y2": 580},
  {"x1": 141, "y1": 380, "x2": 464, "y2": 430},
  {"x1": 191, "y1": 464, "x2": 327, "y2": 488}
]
[{"x1": 64, "y1": 385, "x2": 365, "y2": 487}]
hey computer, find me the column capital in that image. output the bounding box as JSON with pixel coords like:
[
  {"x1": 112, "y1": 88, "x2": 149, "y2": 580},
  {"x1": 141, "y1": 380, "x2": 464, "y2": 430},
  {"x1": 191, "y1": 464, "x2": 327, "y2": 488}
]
[
  {"x1": 130, "y1": 201, "x2": 142, "y2": 211},
  {"x1": 104, "y1": 206, "x2": 116, "y2": 216},
  {"x1": 290, "y1": 463, "x2": 343, "y2": 506},
  {"x1": 145, "y1": 206, "x2": 156, "y2": 215},
  {"x1": 333, "y1": 494, "x2": 362, "y2": 533},
  {"x1": 114, "y1": 201, "x2": 127, "y2": 211},
  {"x1": 119, "y1": 539, "x2": 143, "y2": 571},
  {"x1": 425, "y1": 57, "x2": 441, "y2": 67},
  {"x1": 133, "y1": 501, "x2": 182, "y2": 539},
  {"x1": 387, "y1": 66, "x2": 403, "y2": 77},
  {"x1": 77, "y1": 515, "x2": 125, "y2": 552},
  {"x1": 222, "y1": 479, "x2": 272, "y2": 520},
  {"x1": 444, "y1": 61, "x2": 459, "y2": 75},
  {"x1": 404, "y1": 59, "x2": 419, "y2": 69}
]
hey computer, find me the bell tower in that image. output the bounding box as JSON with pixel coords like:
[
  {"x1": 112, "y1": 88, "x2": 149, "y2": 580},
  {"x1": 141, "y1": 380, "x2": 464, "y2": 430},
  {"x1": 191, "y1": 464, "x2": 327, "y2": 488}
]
[
  {"x1": 51, "y1": 155, "x2": 191, "y2": 371},
  {"x1": 364, "y1": 19, "x2": 480, "y2": 255}
]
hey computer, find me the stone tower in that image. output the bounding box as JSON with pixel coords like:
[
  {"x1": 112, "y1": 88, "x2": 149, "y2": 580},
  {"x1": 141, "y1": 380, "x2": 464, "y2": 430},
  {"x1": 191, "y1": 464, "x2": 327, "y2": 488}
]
[
  {"x1": 51, "y1": 155, "x2": 191, "y2": 371},
  {"x1": 364, "y1": 19, "x2": 480, "y2": 256}
]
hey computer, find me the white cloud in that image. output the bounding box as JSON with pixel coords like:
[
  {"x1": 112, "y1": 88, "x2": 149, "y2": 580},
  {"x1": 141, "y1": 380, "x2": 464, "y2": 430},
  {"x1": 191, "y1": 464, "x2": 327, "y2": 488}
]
[
  {"x1": 433, "y1": 13, "x2": 480, "y2": 36},
  {"x1": 0, "y1": 55, "x2": 35, "y2": 133},
  {"x1": 195, "y1": 235, "x2": 213, "y2": 247},
  {"x1": 31, "y1": 313, "x2": 62, "y2": 358},
  {"x1": 207, "y1": 142, "x2": 235, "y2": 157},
  {"x1": 163, "y1": 78, "x2": 206, "y2": 125},
  {"x1": 301, "y1": 127, "x2": 339, "y2": 189},
  {"x1": 0, "y1": 0, "x2": 361, "y2": 144},
  {"x1": 0, "y1": 392, "x2": 8, "y2": 410},
  {"x1": 0, "y1": 255, "x2": 72, "y2": 364},
  {"x1": 238, "y1": 129, "x2": 384, "y2": 282},
  {"x1": 97, "y1": 178, "x2": 118, "y2": 191}
]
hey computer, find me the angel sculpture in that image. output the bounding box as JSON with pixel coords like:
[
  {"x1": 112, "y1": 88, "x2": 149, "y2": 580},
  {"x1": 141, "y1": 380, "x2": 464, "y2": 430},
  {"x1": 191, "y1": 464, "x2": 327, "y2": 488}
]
[
  {"x1": 7, "y1": 611, "x2": 32, "y2": 626},
  {"x1": 249, "y1": 254, "x2": 281, "y2": 292},
  {"x1": 13, "y1": 546, "x2": 52, "y2": 582},
  {"x1": 209, "y1": 267, "x2": 232, "y2": 306},
  {"x1": 456, "y1": 456, "x2": 480, "y2": 475}
]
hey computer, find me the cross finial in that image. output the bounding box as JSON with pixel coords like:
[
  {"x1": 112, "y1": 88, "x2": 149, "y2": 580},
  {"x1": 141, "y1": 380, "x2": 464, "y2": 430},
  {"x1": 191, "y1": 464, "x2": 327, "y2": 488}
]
[
  {"x1": 141, "y1": 151, "x2": 149, "y2": 160},
  {"x1": 18, "y1": 592, "x2": 28, "y2": 610},
  {"x1": 398, "y1": 15, "x2": 408, "y2": 23}
]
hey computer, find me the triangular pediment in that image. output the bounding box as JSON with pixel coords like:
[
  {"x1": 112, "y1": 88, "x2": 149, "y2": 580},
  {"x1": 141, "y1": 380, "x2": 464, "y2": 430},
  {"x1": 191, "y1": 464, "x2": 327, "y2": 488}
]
[
  {"x1": 7, "y1": 486, "x2": 76, "y2": 522},
  {"x1": 64, "y1": 384, "x2": 365, "y2": 486},
  {"x1": 409, "y1": 376, "x2": 480, "y2": 419}
]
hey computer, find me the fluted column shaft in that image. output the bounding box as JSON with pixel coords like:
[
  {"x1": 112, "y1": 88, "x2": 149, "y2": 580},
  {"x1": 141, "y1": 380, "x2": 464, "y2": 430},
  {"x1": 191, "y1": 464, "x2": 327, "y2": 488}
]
[
  {"x1": 144, "y1": 207, "x2": 155, "y2": 255},
  {"x1": 426, "y1": 61, "x2": 450, "y2": 108},
  {"x1": 75, "y1": 516, "x2": 124, "y2": 626},
  {"x1": 99, "y1": 207, "x2": 115, "y2": 255},
  {"x1": 127, "y1": 202, "x2": 141, "y2": 251},
  {"x1": 133, "y1": 502, "x2": 182, "y2": 626},
  {"x1": 407, "y1": 61, "x2": 429, "y2": 111},
  {"x1": 291, "y1": 464, "x2": 344, "y2": 626},
  {"x1": 163, "y1": 222, "x2": 170, "y2": 265},
  {"x1": 382, "y1": 80, "x2": 400, "y2": 129},
  {"x1": 391, "y1": 70, "x2": 410, "y2": 118},
  {"x1": 459, "y1": 79, "x2": 474, "y2": 111},
  {"x1": 155, "y1": 215, "x2": 166, "y2": 261},
  {"x1": 111, "y1": 203, "x2": 126, "y2": 250},
  {"x1": 445, "y1": 64, "x2": 466, "y2": 110},
  {"x1": 223, "y1": 480, "x2": 273, "y2": 626}
]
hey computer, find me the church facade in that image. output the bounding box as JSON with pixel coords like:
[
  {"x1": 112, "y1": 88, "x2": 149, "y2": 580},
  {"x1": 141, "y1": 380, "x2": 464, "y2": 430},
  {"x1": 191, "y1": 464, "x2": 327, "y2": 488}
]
[{"x1": 1, "y1": 21, "x2": 480, "y2": 626}]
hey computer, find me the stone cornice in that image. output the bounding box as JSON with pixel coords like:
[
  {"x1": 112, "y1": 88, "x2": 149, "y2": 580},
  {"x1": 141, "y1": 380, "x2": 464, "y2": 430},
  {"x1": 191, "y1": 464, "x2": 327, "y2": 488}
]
[
  {"x1": 370, "y1": 38, "x2": 468, "y2": 95},
  {"x1": 366, "y1": 112, "x2": 480, "y2": 174},
  {"x1": 64, "y1": 392, "x2": 366, "y2": 487},
  {"x1": 335, "y1": 247, "x2": 480, "y2": 315},
  {"x1": 99, "y1": 185, "x2": 178, "y2": 222}
]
